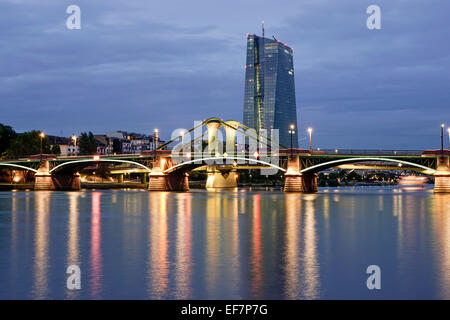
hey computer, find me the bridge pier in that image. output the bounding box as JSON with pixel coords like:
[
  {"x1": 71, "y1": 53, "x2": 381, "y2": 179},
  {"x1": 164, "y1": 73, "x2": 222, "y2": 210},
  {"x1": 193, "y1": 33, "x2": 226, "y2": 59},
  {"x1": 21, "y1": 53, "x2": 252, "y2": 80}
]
[
  {"x1": 434, "y1": 157, "x2": 450, "y2": 193},
  {"x1": 148, "y1": 156, "x2": 189, "y2": 191},
  {"x1": 148, "y1": 172, "x2": 168, "y2": 191},
  {"x1": 205, "y1": 166, "x2": 238, "y2": 189},
  {"x1": 148, "y1": 172, "x2": 189, "y2": 191},
  {"x1": 284, "y1": 156, "x2": 318, "y2": 193},
  {"x1": 34, "y1": 161, "x2": 81, "y2": 190}
]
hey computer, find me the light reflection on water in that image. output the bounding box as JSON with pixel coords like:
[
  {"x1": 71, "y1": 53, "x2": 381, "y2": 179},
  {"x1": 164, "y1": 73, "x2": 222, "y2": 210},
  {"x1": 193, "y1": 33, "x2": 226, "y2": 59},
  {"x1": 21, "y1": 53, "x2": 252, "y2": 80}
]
[{"x1": 0, "y1": 186, "x2": 449, "y2": 299}]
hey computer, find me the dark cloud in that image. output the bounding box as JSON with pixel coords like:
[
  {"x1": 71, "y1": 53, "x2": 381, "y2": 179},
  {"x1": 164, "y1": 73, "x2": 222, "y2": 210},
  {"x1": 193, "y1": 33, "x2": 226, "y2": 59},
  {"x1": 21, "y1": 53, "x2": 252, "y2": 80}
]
[{"x1": 0, "y1": 0, "x2": 449, "y2": 149}]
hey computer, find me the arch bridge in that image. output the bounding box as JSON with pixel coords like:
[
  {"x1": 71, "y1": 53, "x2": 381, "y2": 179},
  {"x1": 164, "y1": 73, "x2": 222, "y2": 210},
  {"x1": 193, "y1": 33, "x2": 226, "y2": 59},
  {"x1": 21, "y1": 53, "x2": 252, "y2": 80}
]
[{"x1": 0, "y1": 118, "x2": 448, "y2": 192}]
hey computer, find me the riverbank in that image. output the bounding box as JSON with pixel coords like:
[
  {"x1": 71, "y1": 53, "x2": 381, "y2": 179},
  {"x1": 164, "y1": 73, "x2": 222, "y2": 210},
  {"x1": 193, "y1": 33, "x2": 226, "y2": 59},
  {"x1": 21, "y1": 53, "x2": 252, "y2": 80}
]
[
  {"x1": 0, "y1": 183, "x2": 34, "y2": 190},
  {"x1": 81, "y1": 182, "x2": 147, "y2": 189}
]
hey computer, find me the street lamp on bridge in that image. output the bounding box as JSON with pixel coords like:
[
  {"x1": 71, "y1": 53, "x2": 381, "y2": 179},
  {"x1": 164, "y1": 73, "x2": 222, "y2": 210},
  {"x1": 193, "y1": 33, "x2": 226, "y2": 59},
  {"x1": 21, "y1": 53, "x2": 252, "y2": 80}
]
[
  {"x1": 71, "y1": 134, "x2": 77, "y2": 156},
  {"x1": 153, "y1": 128, "x2": 159, "y2": 151},
  {"x1": 448, "y1": 127, "x2": 450, "y2": 151},
  {"x1": 308, "y1": 127, "x2": 313, "y2": 153},
  {"x1": 441, "y1": 124, "x2": 445, "y2": 158},
  {"x1": 39, "y1": 132, "x2": 45, "y2": 162},
  {"x1": 289, "y1": 124, "x2": 295, "y2": 157}
]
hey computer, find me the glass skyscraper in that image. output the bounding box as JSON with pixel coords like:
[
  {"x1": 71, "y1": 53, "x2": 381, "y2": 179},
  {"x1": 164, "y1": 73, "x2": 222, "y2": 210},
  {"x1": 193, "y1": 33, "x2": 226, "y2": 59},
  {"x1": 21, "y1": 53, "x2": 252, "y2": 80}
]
[{"x1": 243, "y1": 34, "x2": 299, "y2": 148}]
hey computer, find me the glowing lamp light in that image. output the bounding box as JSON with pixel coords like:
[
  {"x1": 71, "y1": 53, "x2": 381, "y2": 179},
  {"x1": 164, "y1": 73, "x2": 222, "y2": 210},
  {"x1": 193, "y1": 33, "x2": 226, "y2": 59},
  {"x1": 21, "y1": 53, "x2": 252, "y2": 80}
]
[
  {"x1": 253, "y1": 151, "x2": 260, "y2": 158},
  {"x1": 223, "y1": 152, "x2": 228, "y2": 158},
  {"x1": 93, "y1": 155, "x2": 100, "y2": 161},
  {"x1": 154, "y1": 128, "x2": 159, "y2": 133},
  {"x1": 186, "y1": 152, "x2": 191, "y2": 158},
  {"x1": 40, "y1": 132, "x2": 45, "y2": 138}
]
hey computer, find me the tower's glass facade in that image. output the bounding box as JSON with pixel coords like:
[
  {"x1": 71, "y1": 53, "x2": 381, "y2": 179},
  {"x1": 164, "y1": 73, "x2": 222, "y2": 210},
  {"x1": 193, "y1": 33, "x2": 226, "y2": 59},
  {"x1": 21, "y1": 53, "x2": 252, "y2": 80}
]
[{"x1": 243, "y1": 34, "x2": 299, "y2": 148}]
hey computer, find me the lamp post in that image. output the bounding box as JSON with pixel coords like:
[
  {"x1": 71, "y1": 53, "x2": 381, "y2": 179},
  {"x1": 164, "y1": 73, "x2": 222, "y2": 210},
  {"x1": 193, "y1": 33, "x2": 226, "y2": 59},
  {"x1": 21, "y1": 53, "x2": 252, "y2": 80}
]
[
  {"x1": 71, "y1": 134, "x2": 77, "y2": 156},
  {"x1": 39, "y1": 132, "x2": 45, "y2": 162},
  {"x1": 153, "y1": 129, "x2": 159, "y2": 151},
  {"x1": 289, "y1": 124, "x2": 295, "y2": 157},
  {"x1": 308, "y1": 127, "x2": 313, "y2": 153},
  {"x1": 441, "y1": 124, "x2": 445, "y2": 158},
  {"x1": 448, "y1": 127, "x2": 450, "y2": 151}
]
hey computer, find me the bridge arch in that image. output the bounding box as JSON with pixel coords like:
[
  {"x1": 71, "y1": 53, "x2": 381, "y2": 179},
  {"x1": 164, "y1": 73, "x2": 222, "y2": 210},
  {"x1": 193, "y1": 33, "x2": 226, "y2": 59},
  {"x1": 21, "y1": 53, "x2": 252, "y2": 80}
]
[
  {"x1": 0, "y1": 163, "x2": 38, "y2": 173},
  {"x1": 300, "y1": 157, "x2": 436, "y2": 175},
  {"x1": 49, "y1": 159, "x2": 152, "y2": 174},
  {"x1": 163, "y1": 156, "x2": 286, "y2": 174}
]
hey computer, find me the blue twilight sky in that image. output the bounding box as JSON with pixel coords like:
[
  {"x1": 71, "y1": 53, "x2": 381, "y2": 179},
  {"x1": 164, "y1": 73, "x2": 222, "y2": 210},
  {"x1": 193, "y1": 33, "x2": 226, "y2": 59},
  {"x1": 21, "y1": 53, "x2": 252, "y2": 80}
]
[{"x1": 0, "y1": 0, "x2": 449, "y2": 149}]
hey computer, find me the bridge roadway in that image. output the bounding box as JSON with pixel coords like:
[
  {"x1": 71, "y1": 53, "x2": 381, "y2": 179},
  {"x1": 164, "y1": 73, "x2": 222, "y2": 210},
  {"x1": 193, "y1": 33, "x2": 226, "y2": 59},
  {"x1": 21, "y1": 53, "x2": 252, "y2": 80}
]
[{"x1": 0, "y1": 149, "x2": 449, "y2": 192}]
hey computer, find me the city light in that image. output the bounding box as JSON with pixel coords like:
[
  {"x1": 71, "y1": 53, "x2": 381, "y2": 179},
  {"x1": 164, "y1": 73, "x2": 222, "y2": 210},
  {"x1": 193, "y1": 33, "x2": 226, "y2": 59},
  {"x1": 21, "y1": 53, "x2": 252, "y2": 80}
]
[
  {"x1": 448, "y1": 127, "x2": 450, "y2": 151},
  {"x1": 71, "y1": 135, "x2": 77, "y2": 156},
  {"x1": 39, "y1": 132, "x2": 45, "y2": 161},
  {"x1": 289, "y1": 124, "x2": 295, "y2": 157},
  {"x1": 93, "y1": 155, "x2": 100, "y2": 161},
  {"x1": 308, "y1": 128, "x2": 313, "y2": 153}
]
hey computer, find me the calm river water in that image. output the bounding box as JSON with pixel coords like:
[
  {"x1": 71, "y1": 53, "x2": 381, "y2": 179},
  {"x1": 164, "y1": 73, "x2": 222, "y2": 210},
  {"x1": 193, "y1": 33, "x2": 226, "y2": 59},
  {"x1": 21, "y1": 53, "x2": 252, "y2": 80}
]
[{"x1": 0, "y1": 186, "x2": 449, "y2": 299}]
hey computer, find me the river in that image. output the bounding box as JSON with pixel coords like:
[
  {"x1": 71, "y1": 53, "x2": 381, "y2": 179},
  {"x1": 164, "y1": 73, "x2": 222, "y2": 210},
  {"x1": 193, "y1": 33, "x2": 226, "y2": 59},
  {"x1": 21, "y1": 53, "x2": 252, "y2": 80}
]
[{"x1": 0, "y1": 186, "x2": 449, "y2": 299}]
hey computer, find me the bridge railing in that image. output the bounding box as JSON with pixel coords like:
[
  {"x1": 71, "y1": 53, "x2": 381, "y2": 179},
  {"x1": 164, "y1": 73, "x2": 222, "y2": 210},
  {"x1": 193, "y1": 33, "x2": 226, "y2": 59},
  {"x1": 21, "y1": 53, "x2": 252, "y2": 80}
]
[{"x1": 319, "y1": 149, "x2": 425, "y2": 156}]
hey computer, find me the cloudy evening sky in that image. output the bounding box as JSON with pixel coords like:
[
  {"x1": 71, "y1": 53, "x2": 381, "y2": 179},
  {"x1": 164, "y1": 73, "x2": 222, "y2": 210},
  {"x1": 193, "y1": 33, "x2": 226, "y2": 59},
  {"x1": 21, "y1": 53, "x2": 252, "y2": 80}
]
[{"x1": 1, "y1": 0, "x2": 449, "y2": 149}]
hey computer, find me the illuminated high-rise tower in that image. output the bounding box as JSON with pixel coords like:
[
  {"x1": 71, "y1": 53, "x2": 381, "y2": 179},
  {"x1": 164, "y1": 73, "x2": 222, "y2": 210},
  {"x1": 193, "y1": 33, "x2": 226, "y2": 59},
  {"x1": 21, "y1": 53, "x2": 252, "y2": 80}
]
[{"x1": 243, "y1": 32, "x2": 298, "y2": 148}]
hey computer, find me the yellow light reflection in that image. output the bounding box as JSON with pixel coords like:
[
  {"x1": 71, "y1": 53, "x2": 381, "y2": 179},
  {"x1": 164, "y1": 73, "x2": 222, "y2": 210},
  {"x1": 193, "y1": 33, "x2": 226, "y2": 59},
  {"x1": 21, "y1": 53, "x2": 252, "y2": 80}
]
[
  {"x1": 250, "y1": 194, "x2": 263, "y2": 298},
  {"x1": 302, "y1": 194, "x2": 320, "y2": 299},
  {"x1": 284, "y1": 194, "x2": 301, "y2": 299},
  {"x1": 66, "y1": 192, "x2": 80, "y2": 299},
  {"x1": 434, "y1": 194, "x2": 450, "y2": 299},
  {"x1": 90, "y1": 192, "x2": 102, "y2": 299},
  {"x1": 147, "y1": 192, "x2": 169, "y2": 298},
  {"x1": 174, "y1": 193, "x2": 192, "y2": 299},
  {"x1": 205, "y1": 192, "x2": 221, "y2": 297},
  {"x1": 32, "y1": 192, "x2": 51, "y2": 299}
]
